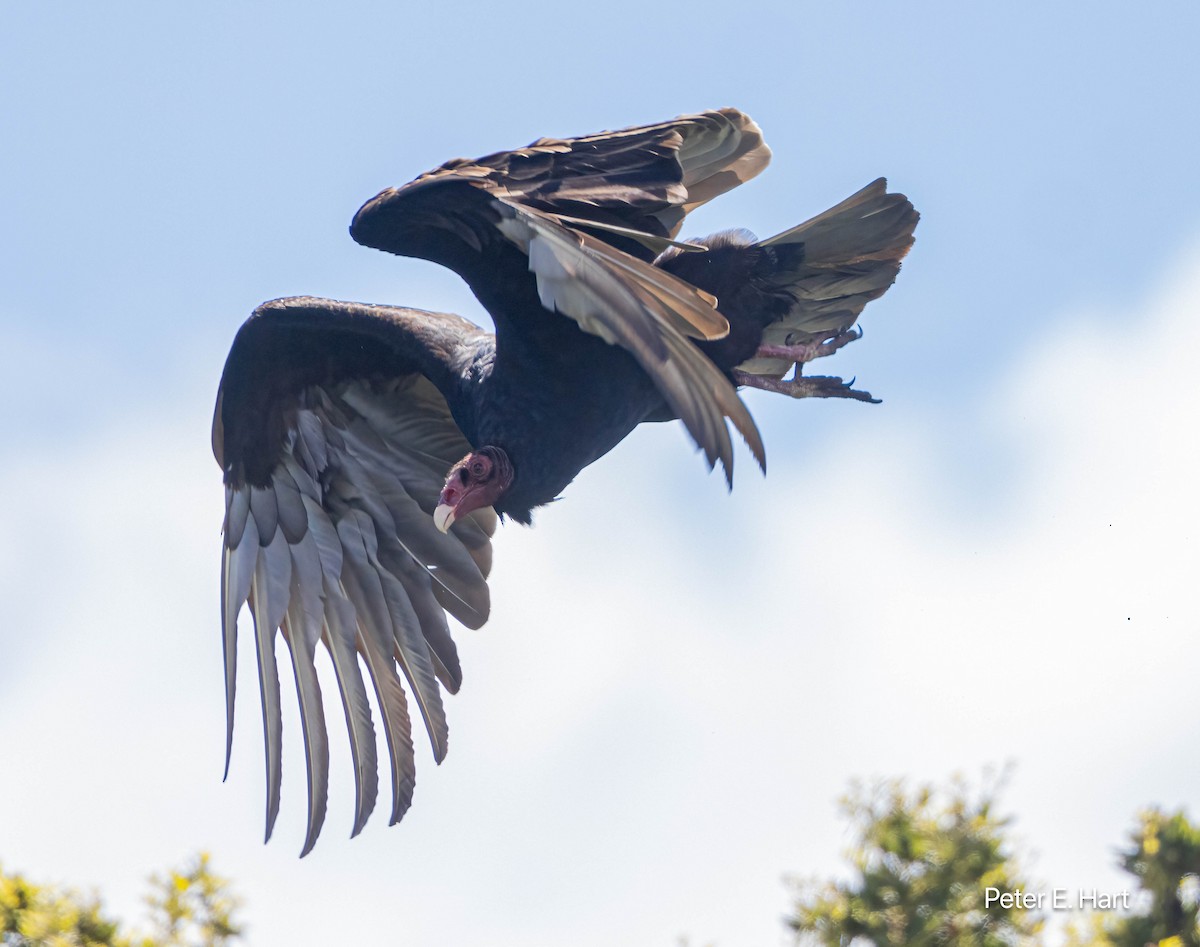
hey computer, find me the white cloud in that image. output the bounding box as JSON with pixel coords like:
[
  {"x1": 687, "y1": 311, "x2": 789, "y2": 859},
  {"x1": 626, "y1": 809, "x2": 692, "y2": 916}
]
[{"x1": 2, "y1": 242, "x2": 1198, "y2": 946}]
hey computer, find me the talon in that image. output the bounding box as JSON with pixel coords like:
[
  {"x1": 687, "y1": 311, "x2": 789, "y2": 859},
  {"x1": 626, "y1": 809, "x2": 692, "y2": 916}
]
[
  {"x1": 755, "y1": 327, "x2": 864, "y2": 366},
  {"x1": 733, "y1": 369, "x2": 880, "y2": 404}
]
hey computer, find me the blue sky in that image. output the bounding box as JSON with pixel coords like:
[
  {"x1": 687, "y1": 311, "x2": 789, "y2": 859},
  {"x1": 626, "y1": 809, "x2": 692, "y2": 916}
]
[{"x1": 2, "y1": 3, "x2": 1199, "y2": 945}]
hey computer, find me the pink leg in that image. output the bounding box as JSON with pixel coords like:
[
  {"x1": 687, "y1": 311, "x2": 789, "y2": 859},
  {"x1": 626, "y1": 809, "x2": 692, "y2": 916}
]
[
  {"x1": 734, "y1": 328, "x2": 878, "y2": 402},
  {"x1": 755, "y1": 327, "x2": 864, "y2": 364},
  {"x1": 732, "y1": 370, "x2": 879, "y2": 403}
]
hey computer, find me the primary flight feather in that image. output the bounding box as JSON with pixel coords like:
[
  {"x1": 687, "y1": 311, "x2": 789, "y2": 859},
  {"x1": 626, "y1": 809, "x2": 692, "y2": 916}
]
[{"x1": 212, "y1": 108, "x2": 918, "y2": 854}]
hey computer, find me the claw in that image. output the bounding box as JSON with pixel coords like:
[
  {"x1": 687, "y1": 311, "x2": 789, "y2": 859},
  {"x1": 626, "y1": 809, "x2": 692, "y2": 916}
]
[
  {"x1": 733, "y1": 369, "x2": 879, "y2": 404},
  {"x1": 756, "y1": 327, "x2": 864, "y2": 366}
]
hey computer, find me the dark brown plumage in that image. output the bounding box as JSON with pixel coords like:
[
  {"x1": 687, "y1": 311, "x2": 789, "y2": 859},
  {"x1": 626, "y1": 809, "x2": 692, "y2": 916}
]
[{"x1": 212, "y1": 108, "x2": 917, "y2": 854}]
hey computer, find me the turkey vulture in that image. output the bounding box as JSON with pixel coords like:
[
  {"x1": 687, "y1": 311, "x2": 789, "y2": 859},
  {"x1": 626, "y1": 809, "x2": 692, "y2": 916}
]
[{"x1": 213, "y1": 108, "x2": 918, "y2": 854}]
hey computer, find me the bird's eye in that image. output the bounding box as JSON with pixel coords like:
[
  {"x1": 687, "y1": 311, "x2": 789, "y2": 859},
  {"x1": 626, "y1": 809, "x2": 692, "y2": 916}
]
[{"x1": 469, "y1": 458, "x2": 489, "y2": 479}]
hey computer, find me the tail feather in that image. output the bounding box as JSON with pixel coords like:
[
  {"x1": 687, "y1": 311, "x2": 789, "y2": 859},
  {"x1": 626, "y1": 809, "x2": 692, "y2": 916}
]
[{"x1": 739, "y1": 178, "x2": 918, "y2": 377}]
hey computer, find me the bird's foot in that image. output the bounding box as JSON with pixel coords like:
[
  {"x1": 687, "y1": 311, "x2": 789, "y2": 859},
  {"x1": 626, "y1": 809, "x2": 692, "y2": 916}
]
[
  {"x1": 734, "y1": 328, "x2": 878, "y2": 402},
  {"x1": 754, "y1": 327, "x2": 864, "y2": 365},
  {"x1": 732, "y1": 369, "x2": 879, "y2": 403}
]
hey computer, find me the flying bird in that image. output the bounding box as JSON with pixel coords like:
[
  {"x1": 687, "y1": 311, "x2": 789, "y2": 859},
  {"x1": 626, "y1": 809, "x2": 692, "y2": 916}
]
[{"x1": 212, "y1": 108, "x2": 918, "y2": 854}]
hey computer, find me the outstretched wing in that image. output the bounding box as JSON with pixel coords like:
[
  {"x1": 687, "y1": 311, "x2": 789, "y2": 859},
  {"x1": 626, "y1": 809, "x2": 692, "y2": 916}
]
[
  {"x1": 214, "y1": 297, "x2": 496, "y2": 855},
  {"x1": 349, "y1": 108, "x2": 770, "y2": 480}
]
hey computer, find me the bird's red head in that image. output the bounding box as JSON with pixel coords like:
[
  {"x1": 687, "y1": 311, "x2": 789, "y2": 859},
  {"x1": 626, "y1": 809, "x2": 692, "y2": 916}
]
[{"x1": 433, "y1": 446, "x2": 514, "y2": 533}]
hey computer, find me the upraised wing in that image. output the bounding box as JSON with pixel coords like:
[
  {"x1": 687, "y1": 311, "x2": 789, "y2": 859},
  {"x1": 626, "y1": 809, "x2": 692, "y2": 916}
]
[
  {"x1": 213, "y1": 297, "x2": 496, "y2": 855},
  {"x1": 394, "y1": 107, "x2": 770, "y2": 253},
  {"x1": 349, "y1": 108, "x2": 771, "y2": 480}
]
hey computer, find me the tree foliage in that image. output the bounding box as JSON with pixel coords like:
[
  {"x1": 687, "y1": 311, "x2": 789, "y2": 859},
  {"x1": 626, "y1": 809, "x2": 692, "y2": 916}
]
[
  {"x1": 1067, "y1": 807, "x2": 1200, "y2": 947},
  {"x1": 789, "y1": 776, "x2": 1200, "y2": 947},
  {"x1": 0, "y1": 853, "x2": 242, "y2": 947},
  {"x1": 787, "y1": 774, "x2": 1042, "y2": 947},
  {"x1": 142, "y1": 854, "x2": 241, "y2": 947},
  {"x1": 0, "y1": 866, "x2": 124, "y2": 947}
]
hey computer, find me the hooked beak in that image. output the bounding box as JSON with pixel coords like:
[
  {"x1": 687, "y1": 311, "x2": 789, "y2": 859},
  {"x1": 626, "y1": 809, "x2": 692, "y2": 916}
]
[{"x1": 433, "y1": 503, "x2": 456, "y2": 534}]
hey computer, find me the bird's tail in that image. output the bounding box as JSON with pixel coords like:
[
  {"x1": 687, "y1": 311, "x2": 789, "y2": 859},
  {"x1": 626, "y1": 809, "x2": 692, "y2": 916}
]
[{"x1": 735, "y1": 178, "x2": 918, "y2": 378}]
